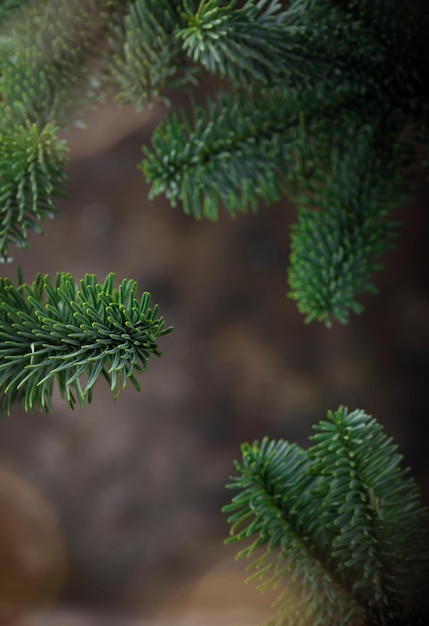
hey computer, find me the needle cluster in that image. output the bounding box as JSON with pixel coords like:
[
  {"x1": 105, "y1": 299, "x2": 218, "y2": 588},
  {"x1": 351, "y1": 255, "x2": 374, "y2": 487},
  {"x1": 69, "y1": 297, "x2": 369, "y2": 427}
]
[{"x1": 0, "y1": 272, "x2": 172, "y2": 415}]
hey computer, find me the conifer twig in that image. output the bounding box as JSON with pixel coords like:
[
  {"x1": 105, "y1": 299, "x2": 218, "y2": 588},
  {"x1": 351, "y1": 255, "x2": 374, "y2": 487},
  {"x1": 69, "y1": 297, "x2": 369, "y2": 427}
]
[
  {"x1": 224, "y1": 407, "x2": 429, "y2": 625},
  {"x1": 0, "y1": 272, "x2": 172, "y2": 415},
  {"x1": 0, "y1": 122, "x2": 68, "y2": 259}
]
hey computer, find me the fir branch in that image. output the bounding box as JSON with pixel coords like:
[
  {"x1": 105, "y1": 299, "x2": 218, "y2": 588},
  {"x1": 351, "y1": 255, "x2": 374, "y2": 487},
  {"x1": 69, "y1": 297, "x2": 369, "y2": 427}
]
[
  {"x1": 287, "y1": 127, "x2": 407, "y2": 326},
  {"x1": 224, "y1": 436, "x2": 365, "y2": 626},
  {"x1": 109, "y1": 0, "x2": 200, "y2": 109},
  {"x1": 140, "y1": 81, "x2": 403, "y2": 225},
  {"x1": 141, "y1": 86, "x2": 315, "y2": 219},
  {"x1": 224, "y1": 407, "x2": 429, "y2": 626},
  {"x1": 0, "y1": 272, "x2": 172, "y2": 416},
  {"x1": 309, "y1": 407, "x2": 429, "y2": 622},
  {"x1": 0, "y1": 121, "x2": 68, "y2": 259}
]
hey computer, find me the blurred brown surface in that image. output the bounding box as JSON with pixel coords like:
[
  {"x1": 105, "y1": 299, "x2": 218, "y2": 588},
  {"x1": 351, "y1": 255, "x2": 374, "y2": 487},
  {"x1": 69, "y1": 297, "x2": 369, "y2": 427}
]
[{"x1": 0, "y1": 98, "x2": 428, "y2": 621}]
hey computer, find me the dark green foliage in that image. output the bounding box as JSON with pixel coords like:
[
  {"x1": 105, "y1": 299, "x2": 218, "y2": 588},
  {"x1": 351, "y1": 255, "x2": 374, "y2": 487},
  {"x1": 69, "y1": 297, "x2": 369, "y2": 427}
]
[
  {"x1": 2, "y1": 0, "x2": 428, "y2": 324},
  {"x1": 0, "y1": 0, "x2": 34, "y2": 24},
  {"x1": 0, "y1": 0, "x2": 113, "y2": 128},
  {"x1": 0, "y1": 272, "x2": 172, "y2": 415},
  {"x1": 0, "y1": 0, "x2": 190, "y2": 412},
  {"x1": 176, "y1": 0, "x2": 385, "y2": 94},
  {"x1": 224, "y1": 407, "x2": 429, "y2": 625},
  {"x1": 142, "y1": 86, "x2": 304, "y2": 219},
  {"x1": 176, "y1": 0, "x2": 293, "y2": 85},
  {"x1": 287, "y1": 125, "x2": 407, "y2": 325},
  {"x1": 142, "y1": 0, "x2": 429, "y2": 324},
  {"x1": 109, "y1": 0, "x2": 200, "y2": 109},
  {"x1": 0, "y1": 0, "x2": 428, "y2": 403},
  {"x1": 0, "y1": 5, "x2": 427, "y2": 623},
  {"x1": 0, "y1": 122, "x2": 68, "y2": 258}
]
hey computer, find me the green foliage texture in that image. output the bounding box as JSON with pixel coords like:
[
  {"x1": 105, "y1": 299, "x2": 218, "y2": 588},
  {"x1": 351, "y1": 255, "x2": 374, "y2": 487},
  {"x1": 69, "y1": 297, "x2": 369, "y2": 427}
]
[
  {"x1": 0, "y1": 0, "x2": 425, "y2": 397},
  {"x1": 0, "y1": 0, "x2": 427, "y2": 329},
  {"x1": 0, "y1": 3, "x2": 428, "y2": 622},
  {"x1": 0, "y1": 271, "x2": 171, "y2": 415},
  {"x1": 224, "y1": 406, "x2": 429, "y2": 625}
]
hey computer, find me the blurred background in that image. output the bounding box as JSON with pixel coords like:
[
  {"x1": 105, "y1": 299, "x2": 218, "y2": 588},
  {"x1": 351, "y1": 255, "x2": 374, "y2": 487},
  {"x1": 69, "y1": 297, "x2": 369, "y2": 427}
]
[{"x1": 0, "y1": 92, "x2": 428, "y2": 625}]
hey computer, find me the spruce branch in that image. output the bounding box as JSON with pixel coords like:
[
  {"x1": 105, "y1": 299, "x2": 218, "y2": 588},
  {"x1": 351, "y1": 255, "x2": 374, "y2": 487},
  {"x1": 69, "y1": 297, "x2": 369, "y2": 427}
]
[
  {"x1": 0, "y1": 272, "x2": 172, "y2": 416},
  {"x1": 224, "y1": 435, "x2": 365, "y2": 625},
  {"x1": 309, "y1": 407, "x2": 429, "y2": 622},
  {"x1": 0, "y1": 121, "x2": 69, "y2": 259},
  {"x1": 142, "y1": 86, "x2": 316, "y2": 220},
  {"x1": 287, "y1": 126, "x2": 408, "y2": 326},
  {"x1": 224, "y1": 407, "x2": 429, "y2": 626}
]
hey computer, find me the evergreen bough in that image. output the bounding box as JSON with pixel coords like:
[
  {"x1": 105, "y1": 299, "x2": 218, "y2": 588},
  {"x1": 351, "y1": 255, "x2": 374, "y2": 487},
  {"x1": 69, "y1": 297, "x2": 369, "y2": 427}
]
[
  {"x1": 0, "y1": 271, "x2": 171, "y2": 415},
  {"x1": 224, "y1": 407, "x2": 429, "y2": 625}
]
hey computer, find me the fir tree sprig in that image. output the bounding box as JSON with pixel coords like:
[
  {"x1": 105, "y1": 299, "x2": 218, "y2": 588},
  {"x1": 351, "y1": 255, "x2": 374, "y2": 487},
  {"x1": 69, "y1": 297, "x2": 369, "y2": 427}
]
[
  {"x1": 224, "y1": 407, "x2": 429, "y2": 626},
  {"x1": 310, "y1": 407, "x2": 429, "y2": 623},
  {"x1": 142, "y1": 86, "x2": 317, "y2": 220},
  {"x1": 287, "y1": 126, "x2": 407, "y2": 326},
  {"x1": 224, "y1": 436, "x2": 365, "y2": 625},
  {"x1": 0, "y1": 272, "x2": 172, "y2": 416},
  {"x1": 0, "y1": 122, "x2": 69, "y2": 259}
]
